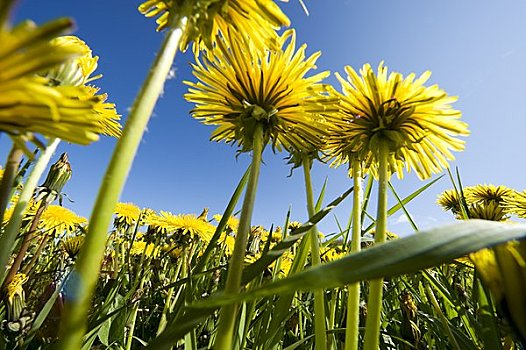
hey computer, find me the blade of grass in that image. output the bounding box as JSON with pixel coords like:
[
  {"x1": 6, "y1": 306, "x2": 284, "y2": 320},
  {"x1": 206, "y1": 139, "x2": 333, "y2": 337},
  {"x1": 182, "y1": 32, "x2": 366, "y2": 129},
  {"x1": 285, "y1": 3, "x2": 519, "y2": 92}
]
[{"x1": 189, "y1": 220, "x2": 526, "y2": 307}]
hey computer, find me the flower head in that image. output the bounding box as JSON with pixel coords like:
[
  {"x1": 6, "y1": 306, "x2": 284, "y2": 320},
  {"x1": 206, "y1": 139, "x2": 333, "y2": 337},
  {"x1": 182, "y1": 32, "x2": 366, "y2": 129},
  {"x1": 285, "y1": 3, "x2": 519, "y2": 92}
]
[
  {"x1": 437, "y1": 189, "x2": 463, "y2": 214},
  {"x1": 114, "y1": 202, "x2": 142, "y2": 229},
  {"x1": 437, "y1": 185, "x2": 513, "y2": 221},
  {"x1": 0, "y1": 17, "x2": 121, "y2": 146},
  {"x1": 138, "y1": 0, "x2": 290, "y2": 51},
  {"x1": 41, "y1": 36, "x2": 100, "y2": 86},
  {"x1": 504, "y1": 190, "x2": 526, "y2": 218},
  {"x1": 213, "y1": 214, "x2": 239, "y2": 234},
  {"x1": 438, "y1": 185, "x2": 512, "y2": 221},
  {"x1": 147, "y1": 211, "x2": 216, "y2": 244},
  {"x1": 5, "y1": 273, "x2": 28, "y2": 305},
  {"x1": 185, "y1": 29, "x2": 338, "y2": 153},
  {"x1": 39, "y1": 205, "x2": 87, "y2": 235},
  {"x1": 130, "y1": 241, "x2": 158, "y2": 257},
  {"x1": 328, "y1": 62, "x2": 469, "y2": 179},
  {"x1": 61, "y1": 235, "x2": 84, "y2": 258}
]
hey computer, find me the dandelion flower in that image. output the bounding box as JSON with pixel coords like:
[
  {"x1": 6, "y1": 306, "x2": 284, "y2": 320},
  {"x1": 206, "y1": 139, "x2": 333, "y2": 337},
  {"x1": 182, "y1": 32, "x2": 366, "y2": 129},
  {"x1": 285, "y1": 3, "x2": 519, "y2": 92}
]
[
  {"x1": 466, "y1": 184, "x2": 513, "y2": 205},
  {"x1": 328, "y1": 62, "x2": 469, "y2": 179},
  {"x1": 39, "y1": 205, "x2": 87, "y2": 235},
  {"x1": 41, "y1": 36, "x2": 100, "y2": 87},
  {"x1": 213, "y1": 214, "x2": 239, "y2": 234},
  {"x1": 130, "y1": 241, "x2": 158, "y2": 257},
  {"x1": 438, "y1": 185, "x2": 512, "y2": 221},
  {"x1": 147, "y1": 211, "x2": 216, "y2": 243},
  {"x1": 61, "y1": 236, "x2": 84, "y2": 258},
  {"x1": 6, "y1": 273, "x2": 28, "y2": 305},
  {"x1": 0, "y1": 19, "x2": 121, "y2": 145},
  {"x1": 138, "y1": 0, "x2": 290, "y2": 51},
  {"x1": 504, "y1": 190, "x2": 526, "y2": 218},
  {"x1": 114, "y1": 202, "x2": 142, "y2": 228},
  {"x1": 437, "y1": 189, "x2": 464, "y2": 214},
  {"x1": 185, "y1": 29, "x2": 338, "y2": 153}
]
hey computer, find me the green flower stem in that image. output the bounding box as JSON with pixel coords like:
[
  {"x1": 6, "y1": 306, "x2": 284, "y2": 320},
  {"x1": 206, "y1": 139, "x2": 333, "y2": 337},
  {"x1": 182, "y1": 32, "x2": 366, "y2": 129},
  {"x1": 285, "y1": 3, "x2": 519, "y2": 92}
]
[
  {"x1": 302, "y1": 156, "x2": 327, "y2": 350},
  {"x1": 214, "y1": 124, "x2": 264, "y2": 349},
  {"x1": 0, "y1": 145, "x2": 23, "y2": 224},
  {"x1": 2, "y1": 198, "x2": 47, "y2": 290},
  {"x1": 55, "y1": 21, "x2": 185, "y2": 350},
  {"x1": 156, "y1": 263, "x2": 181, "y2": 336},
  {"x1": 363, "y1": 142, "x2": 389, "y2": 350},
  {"x1": 58, "y1": 20, "x2": 187, "y2": 350},
  {"x1": 0, "y1": 138, "x2": 60, "y2": 287},
  {"x1": 345, "y1": 160, "x2": 362, "y2": 350}
]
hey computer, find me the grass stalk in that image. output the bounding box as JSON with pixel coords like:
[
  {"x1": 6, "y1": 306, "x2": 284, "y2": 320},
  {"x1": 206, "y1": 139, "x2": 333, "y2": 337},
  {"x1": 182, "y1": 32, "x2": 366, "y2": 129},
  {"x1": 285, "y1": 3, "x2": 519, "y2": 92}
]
[
  {"x1": 214, "y1": 124, "x2": 264, "y2": 349},
  {"x1": 302, "y1": 156, "x2": 327, "y2": 350},
  {"x1": 55, "y1": 21, "x2": 185, "y2": 349},
  {"x1": 0, "y1": 138, "x2": 60, "y2": 286},
  {"x1": 363, "y1": 142, "x2": 389, "y2": 350},
  {"x1": 345, "y1": 160, "x2": 362, "y2": 350}
]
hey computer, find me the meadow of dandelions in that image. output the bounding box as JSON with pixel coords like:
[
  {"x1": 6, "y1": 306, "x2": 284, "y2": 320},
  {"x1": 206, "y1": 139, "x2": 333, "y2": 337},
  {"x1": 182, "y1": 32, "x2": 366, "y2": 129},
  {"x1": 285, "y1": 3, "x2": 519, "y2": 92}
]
[{"x1": 1, "y1": 1, "x2": 526, "y2": 349}]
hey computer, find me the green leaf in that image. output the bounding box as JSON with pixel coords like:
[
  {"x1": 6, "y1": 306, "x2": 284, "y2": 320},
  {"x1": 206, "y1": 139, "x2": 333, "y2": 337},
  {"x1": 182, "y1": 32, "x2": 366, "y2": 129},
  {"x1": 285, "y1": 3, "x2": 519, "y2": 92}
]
[
  {"x1": 190, "y1": 220, "x2": 526, "y2": 308},
  {"x1": 241, "y1": 186, "x2": 353, "y2": 284}
]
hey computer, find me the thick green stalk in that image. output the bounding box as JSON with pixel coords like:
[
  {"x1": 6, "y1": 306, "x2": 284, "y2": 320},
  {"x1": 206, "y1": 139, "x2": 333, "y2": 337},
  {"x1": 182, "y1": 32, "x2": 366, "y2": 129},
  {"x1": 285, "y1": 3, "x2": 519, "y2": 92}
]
[
  {"x1": 363, "y1": 143, "x2": 389, "y2": 350},
  {"x1": 345, "y1": 160, "x2": 362, "y2": 350},
  {"x1": 0, "y1": 138, "x2": 60, "y2": 286},
  {"x1": 302, "y1": 157, "x2": 327, "y2": 350},
  {"x1": 214, "y1": 124, "x2": 264, "y2": 349},
  {"x1": 0, "y1": 145, "x2": 23, "y2": 224},
  {"x1": 55, "y1": 23, "x2": 185, "y2": 350}
]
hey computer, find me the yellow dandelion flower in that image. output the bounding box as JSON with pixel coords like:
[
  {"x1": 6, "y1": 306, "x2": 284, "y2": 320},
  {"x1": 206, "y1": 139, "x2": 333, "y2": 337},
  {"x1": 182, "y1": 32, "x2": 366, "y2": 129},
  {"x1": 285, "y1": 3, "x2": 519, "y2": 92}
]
[
  {"x1": 185, "y1": 29, "x2": 338, "y2": 153},
  {"x1": 504, "y1": 190, "x2": 526, "y2": 218},
  {"x1": 147, "y1": 211, "x2": 216, "y2": 243},
  {"x1": 321, "y1": 247, "x2": 345, "y2": 262},
  {"x1": 213, "y1": 214, "x2": 239, "y2": 234},
  {"x1": 437, "y1": 189, "x2": 463, "y2": 214},
  {"x1": 219, "y1": 233, "x2": 236, "y2": 256},
  {"x1": 269, "y1": 252, "x2": 294, "y2": 276},
  {"x1": 41, "y1": 36, "x2": 100, "y2": 86},
  {"x1": 39, "y1": 205, "x2": 87, "y2": 235},
  {"x1": 138, "y1": 0, "x2": 290, "y2": 51},
  {"x1": 439, "y1": 185, "x2": 511, "y2": 221},
  {"x1": 328, "y1": 62, "x2": 469, "y2": 179},
  {"x1": 470, "y1": 241, "x2": 526, "y2": 340},
  {"x1": 114, "y1": 202, "x2": 142, "y2": 228},
  {"x1": 466, "y1": 202, "x2": 508, "y2": 221},
  {"x1": 61, "y1": 235, "x2": 84, "y2": 258},
  {"x1": 0, "y1": 16, "x2": 121, "y2": 145},
  {"x1": 130, "y1": 241, "x2": 158, "y2": 257},
  {"x1": 288, "y1": 221, "x2": 302, "y2": 231},
  {"x1": 5, "y1": 273, "x2": 28, "y2": 305},
  {"x1": 466, "y1": 184, "x2": 513, "y2": 205}
]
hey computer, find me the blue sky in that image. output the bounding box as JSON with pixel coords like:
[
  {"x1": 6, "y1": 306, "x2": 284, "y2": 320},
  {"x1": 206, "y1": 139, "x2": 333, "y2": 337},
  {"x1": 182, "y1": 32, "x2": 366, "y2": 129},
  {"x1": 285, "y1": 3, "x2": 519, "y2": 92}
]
[{"x1": 6, "y1": 0, "x2": 526, "y2": 236}]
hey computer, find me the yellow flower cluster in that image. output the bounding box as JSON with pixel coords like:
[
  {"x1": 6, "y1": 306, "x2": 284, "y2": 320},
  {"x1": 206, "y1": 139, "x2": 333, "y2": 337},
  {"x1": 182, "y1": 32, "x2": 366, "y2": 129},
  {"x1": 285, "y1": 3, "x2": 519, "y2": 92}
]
[{"x1": 437, "y1": 185, "x2": 514, "y2": 221}]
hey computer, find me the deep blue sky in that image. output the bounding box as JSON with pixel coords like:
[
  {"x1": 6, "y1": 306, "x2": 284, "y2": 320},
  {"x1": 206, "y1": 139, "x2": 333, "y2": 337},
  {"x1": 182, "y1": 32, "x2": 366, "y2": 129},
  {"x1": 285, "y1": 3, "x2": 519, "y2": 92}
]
[{"x1": 6, "y1": 0, "x2": 526, "y2": 236}]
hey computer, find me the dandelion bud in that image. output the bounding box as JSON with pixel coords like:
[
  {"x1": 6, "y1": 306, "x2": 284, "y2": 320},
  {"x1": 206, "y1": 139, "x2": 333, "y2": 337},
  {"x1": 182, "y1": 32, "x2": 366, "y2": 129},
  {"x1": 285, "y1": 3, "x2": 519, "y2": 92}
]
[{"x1": 41, "y1": 153, "x2": 72, "y2": 196}]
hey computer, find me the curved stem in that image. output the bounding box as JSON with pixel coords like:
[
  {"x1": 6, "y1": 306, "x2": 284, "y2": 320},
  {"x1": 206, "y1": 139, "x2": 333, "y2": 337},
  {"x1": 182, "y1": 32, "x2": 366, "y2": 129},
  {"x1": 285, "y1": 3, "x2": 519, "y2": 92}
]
[
  {"x1": 56, "y1": 22, "x2": 185, "y2": 350},
  {"x1": 214, "y1": 124, "x2": 264, "y2": 349},
  {"x1": 302, "y1": 156, "x2": 327, "y2": 350},
  {"x1": 345, "y1": 160, "x2": 362, "y2": 350},
  {"x1": 0, "y1": 138, "x2": 60, "y2": 286},
  {"x1": 363, "y1": 143, "x2": 389, "y2": 350}
]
